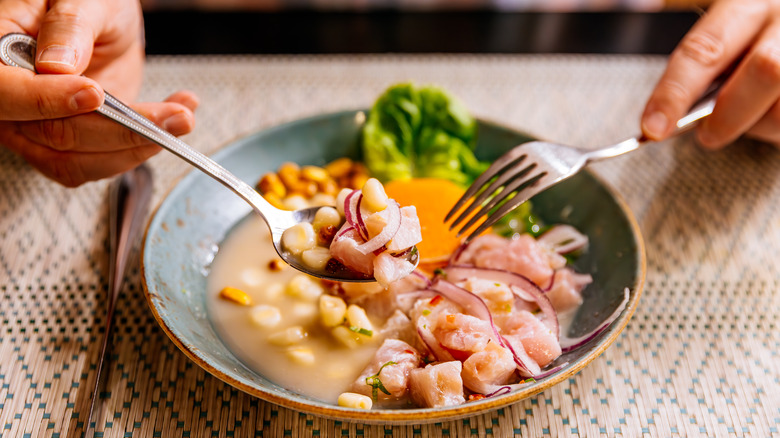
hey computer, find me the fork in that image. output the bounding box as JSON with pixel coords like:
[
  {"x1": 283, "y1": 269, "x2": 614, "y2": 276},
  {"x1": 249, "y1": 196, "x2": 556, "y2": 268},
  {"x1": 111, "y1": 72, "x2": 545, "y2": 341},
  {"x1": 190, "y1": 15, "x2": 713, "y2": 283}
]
[{"x1": 445, "y1": 88, "x2": 719, "y2": 242}]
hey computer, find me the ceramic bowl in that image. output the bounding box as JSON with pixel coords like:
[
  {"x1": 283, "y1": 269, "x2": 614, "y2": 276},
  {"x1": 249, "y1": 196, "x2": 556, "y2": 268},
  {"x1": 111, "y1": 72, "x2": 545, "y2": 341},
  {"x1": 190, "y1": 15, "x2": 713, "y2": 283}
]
[{"x1": 142, "y1": 110, "x2": 645, "y2": 423}]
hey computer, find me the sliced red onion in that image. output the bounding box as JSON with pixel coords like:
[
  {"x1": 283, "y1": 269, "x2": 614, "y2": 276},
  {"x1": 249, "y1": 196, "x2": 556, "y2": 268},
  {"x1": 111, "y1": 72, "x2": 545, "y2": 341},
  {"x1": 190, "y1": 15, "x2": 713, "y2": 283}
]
[
  {"x1": 415, "y1": 309, "x2": 454, "y2": 362},
  {"x1": 501, "y1": 334, "x2": 541, "y2": 377},
  {"x1": 344, "y1": 190, "x2": 367, "y2": 239},
  {"x1": 410, "y1": 270, "x2": 432, "y2": 288},
  {"x1": 355, "y1": 194, "x2": 369, "y2": 241},
  {"x1": 560, "y1": 287, "x2": 630, "y2": 352},
  {"x1": 334, "y1": 224, "x2": 355, "y2": 240},
  {"x1": 448, "y1": 239, "x2": 471, "y2": 266},
  {"x1": 355, "y1": 200, "x2": 402, "y2": 255},
  {"x1": 442, "y1": 266, "x2": 560, "y2": 338},
  {"x1": 537, "y1": 224, "x2": 588, "y2": 254},
  {"x1": 533, "y1": 362, "x2": 569, "y2": 379}
]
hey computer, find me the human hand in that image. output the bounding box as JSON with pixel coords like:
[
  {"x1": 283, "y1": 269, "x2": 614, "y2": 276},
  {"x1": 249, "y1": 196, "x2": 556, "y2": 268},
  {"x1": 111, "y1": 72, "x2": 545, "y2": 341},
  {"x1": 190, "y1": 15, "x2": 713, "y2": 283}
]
[
  {"x1": 641, "y1": 0, "x2": 780, "y2": 149},
  {"x1": 0, "y1": 0, "x2": 199, "y2": 186}
]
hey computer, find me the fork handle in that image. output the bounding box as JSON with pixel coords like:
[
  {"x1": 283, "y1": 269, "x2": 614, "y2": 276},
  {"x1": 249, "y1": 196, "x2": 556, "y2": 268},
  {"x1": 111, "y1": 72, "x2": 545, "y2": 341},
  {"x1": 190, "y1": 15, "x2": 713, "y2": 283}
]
[{"x1": 585, "y1": 82, "x2": 719, "y2": 162}]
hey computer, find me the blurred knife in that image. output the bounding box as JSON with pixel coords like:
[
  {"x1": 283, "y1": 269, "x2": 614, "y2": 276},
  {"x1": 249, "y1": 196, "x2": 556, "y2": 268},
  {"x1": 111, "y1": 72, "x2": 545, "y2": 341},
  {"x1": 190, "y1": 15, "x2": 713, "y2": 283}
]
[{"x1": 84, "y1": 165, "x2": 153, "y2": 437}]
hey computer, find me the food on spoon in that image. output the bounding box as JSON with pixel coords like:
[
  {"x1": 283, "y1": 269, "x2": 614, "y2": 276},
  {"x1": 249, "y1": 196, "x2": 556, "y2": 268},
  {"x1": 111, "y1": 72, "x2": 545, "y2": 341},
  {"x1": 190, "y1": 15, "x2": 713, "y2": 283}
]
[{"x1": 280, "y1": 176, "x2": 423, "y2": 286}]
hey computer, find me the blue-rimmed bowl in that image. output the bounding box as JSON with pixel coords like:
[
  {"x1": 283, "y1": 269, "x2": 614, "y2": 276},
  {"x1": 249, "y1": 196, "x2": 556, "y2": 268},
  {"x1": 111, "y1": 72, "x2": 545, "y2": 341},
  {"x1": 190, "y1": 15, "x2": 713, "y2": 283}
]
[{"x1": 142, "y1": 110, "x2": 645, "y2": 423}]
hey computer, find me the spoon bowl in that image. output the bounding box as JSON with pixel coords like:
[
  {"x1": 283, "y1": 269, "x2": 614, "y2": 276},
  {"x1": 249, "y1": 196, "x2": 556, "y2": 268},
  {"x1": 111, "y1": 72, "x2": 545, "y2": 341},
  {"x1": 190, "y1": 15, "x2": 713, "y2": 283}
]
[{"x1": 0, "y1": 32, "x2": 417, "y2": 282}]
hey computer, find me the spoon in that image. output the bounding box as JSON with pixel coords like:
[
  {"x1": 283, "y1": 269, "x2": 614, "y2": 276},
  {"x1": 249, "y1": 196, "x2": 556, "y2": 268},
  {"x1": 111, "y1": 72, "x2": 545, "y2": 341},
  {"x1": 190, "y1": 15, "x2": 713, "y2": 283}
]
[
  {"x1": 0, "y1": 33, "x2": 418, "y2": 282},
  {"x1": 85, "y1": 164, "x2": 153, "y2": 437}
]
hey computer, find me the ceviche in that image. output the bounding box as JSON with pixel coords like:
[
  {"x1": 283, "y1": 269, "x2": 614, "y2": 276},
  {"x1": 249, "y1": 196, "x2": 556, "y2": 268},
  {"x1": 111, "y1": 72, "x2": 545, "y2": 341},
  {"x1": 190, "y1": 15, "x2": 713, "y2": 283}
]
[{"x1": 207, "y1": 83, "x2": 629, "y2": 410}]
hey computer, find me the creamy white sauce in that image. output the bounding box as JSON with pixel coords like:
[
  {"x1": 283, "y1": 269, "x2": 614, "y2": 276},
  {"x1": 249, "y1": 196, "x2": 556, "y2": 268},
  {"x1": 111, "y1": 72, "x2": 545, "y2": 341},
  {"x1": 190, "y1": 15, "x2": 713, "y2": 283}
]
[{"x1": 207, "y1": 215, "x2": 380, "y2": 403}]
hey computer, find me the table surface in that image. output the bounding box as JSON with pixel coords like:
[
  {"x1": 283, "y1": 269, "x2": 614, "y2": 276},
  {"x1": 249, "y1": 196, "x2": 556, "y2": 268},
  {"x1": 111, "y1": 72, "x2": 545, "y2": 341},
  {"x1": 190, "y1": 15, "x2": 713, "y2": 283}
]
[{"x1": 1, "y1": 13, "x2": 779, "y2": 438}]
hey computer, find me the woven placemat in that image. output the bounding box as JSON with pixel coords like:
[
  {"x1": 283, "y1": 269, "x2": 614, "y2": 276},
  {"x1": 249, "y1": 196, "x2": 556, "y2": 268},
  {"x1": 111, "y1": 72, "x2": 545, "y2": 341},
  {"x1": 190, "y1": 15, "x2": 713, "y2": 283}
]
[{"x1": 0, "y1": 54, "x2": 777, "y2": 437}]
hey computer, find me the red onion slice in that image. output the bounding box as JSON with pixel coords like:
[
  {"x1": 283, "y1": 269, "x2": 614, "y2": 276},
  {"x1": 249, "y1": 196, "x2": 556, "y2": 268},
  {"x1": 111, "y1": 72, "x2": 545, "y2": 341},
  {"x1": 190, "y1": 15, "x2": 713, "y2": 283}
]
[
  {"x1": 537, "y1": 224, "x2": 588, "y2": 254},
  {"x1": 355, "y1": 200, "x2": 402, "y2": 255},
  {"x1": 442, "y1": 265, "x2": 560, "y2": 339},
  {"x1": 560, "y1": 287, "x2": 630, "y2": 352},
  {"x1": 355, "y1": 194, "x2": 370, "y2": 241},
  {"x1": 334, "y1": 223, "x2": 355, "y2": 240}
]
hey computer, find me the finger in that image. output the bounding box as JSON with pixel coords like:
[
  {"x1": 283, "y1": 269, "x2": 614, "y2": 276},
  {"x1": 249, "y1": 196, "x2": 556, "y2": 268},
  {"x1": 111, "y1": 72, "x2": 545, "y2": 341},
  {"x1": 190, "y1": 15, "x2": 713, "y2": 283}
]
[
  {"x1": 165, "y1": 90, "x2": 200, "y2": 112},
  {"x1": 0, "y1": 67, "x2": 103, "y2": 120},
  {"x1": 0, "y1": 1, "x2": 45, "y2": 36},
  {"x1": 641, "y1": 0, "x2": 770, "y2": 140},
  {"x1": 696, "y1": 23, "x2": 780, "y2": 149},
  {"x1": 744, "y1": 98, "x2": 780, "y2": 145},
  {"x1": 35, "y1": 0, "x2": 108, "y2": 74},
  {"x1": 17, "y1": 99, "x2": 196, "y2": 152}
]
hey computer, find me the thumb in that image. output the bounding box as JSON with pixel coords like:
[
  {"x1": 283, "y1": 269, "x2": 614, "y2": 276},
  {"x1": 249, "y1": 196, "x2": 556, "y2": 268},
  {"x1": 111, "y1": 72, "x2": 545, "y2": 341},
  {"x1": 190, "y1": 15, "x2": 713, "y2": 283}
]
[{"x1": 34, "y1": 0, "x2": 107, "y2": 74}]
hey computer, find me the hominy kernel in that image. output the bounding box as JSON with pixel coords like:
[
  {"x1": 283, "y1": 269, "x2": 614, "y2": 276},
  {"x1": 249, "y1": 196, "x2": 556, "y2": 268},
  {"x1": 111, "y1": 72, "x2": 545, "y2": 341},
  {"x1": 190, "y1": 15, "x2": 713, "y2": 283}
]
[
  {"x1": 331, "y1": 325, "x2": 361, "y2": 348},
  {"x1": 281, "y1": 222, "x2": 316, "y2": 255},
  {"x1": 313, "y1": 207, "x2": 341, "y2": 230},
  {"x1": 335, "y1": 188, "x2": 352, "y2": 216},
  {"x1": 286, "y1": 275, "x2": 324, "y2": 301},
  {"x1": 319, "y1": 295, "x2": 347, "y2": 327},
  {"x1": 268, "y1": 326, "x2": 306, "y2": 346},
  {"x1": 286, "y1": 346, "x2": 316, "y2": 366},
  {"x1": 301, "y1": 247, "x2": 332, "y2": 270},
  {"x1": 346, "y1": 305, "x2": 373, "y2": 334},
  {"x1": 337, "y1": 392, "x2": 372, "y2": 409},
  {"x1": 282, "y1": 194, "x2": 309, "y2": 211},
  {"x1": 263, "y1": 282, "x2": 285, "y2": 302},
  {"x1": 361, "y1": 178, "x2": 388, "y2": 212},
  {"x1": 249, "y1": 305, "x2": 282, "y2": 328}
]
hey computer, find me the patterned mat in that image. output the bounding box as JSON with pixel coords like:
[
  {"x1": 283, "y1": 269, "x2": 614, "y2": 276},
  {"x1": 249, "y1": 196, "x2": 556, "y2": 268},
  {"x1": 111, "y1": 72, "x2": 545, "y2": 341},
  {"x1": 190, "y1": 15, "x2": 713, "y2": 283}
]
[{"x1": 0, "y1": 54, "x2": 777, "y2": 437}]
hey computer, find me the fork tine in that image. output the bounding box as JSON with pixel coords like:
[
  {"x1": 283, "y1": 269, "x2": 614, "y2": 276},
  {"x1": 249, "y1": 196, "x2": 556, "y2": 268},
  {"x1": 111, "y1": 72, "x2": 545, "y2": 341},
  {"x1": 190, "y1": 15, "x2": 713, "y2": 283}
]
[
  {"x1": 444, "y1": 146, "x2": 529, "y2": 222},
  {"x1": 454, "y1": 166, "x2": 542, "y2": 237},
  {"x1": 449, "y1": 162, "x2": 536, "y2": 230},
  {"x1": 463, "y1": 172, "x2": 547, "y2": 242}
]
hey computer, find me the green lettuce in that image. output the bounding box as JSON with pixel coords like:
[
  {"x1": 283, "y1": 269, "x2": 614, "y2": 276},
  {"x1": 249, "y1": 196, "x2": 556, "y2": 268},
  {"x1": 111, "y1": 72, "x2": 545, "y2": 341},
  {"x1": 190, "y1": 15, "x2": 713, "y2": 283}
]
[{"x1": 361, "y1": 83, "x2": 488, "y2": 185}]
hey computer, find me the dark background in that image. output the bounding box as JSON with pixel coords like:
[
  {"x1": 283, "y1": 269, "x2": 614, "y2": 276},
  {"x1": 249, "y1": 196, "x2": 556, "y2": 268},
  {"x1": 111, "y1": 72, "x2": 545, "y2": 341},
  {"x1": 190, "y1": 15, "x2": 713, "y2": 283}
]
[{"x1": 142, "y1": 11, "x2": 700, "y2": 55}]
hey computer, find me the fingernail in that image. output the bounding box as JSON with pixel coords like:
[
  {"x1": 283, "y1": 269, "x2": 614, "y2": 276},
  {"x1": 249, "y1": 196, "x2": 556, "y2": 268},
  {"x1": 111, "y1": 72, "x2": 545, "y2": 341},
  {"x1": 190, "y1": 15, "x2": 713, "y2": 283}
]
[
  {"x1": 643, "y1": 111, "x2": 669, "y2": 139},
  {"x1": 162, "y1": 112, "x2": 191, "y2": 134},
  {"x1": 70, "y1": 87, "x2": 101, "y2": 111},
  {"x1": 38, "y1": 45, "x2": 77, "y2": 68}
]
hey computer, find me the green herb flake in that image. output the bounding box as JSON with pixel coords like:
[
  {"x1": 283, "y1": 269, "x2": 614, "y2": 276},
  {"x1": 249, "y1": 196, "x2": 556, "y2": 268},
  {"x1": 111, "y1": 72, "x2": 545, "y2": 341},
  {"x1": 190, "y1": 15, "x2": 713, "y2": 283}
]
[
  {"x1": 365, "y1": 361, "x2": 398, "y2": 401},
  {"x1": 349, "y1": 326, "x2": 373, "y2": 337},
  {"x1": 422, "y1": 309, "x2": 431, "y2": 316}
]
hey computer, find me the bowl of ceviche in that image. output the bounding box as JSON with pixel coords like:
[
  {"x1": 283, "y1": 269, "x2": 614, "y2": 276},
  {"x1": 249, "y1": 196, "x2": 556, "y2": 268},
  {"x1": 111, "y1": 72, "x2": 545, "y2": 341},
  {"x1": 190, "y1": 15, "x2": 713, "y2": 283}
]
[{"x1": 142, "y1": 83, "x2": 645, "y2": 423}]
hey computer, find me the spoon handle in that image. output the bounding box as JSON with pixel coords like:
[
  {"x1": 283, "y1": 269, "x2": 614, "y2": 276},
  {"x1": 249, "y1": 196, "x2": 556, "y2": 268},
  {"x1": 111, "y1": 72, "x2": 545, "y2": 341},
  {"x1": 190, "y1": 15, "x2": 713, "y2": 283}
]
[
  {"x1": 85, "y1": 165, "x2": 153, "y2": 437},
  {"x1": 0, "y1": 33, "x2": 274, "y2": 222}
]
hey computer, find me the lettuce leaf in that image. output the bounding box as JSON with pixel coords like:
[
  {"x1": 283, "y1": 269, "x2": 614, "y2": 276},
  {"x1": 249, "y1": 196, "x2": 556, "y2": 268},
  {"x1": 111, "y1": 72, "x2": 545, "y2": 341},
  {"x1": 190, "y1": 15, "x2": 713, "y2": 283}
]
[{"x1": 362, "y1": 83, "x2": 488, "y2": 185}]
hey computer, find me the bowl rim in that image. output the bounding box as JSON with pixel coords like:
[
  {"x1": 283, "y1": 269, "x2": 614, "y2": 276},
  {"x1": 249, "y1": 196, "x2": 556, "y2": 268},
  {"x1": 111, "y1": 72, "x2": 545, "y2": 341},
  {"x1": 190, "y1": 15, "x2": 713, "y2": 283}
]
[{"x1": 141, "y1": 108, "x2": 646, "y2": 423}]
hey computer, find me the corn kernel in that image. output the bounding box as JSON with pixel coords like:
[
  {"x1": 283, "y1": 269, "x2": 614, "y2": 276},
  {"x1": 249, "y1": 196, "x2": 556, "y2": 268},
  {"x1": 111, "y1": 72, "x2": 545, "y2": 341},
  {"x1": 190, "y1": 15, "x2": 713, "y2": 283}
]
[
  {"x1": 286, "y1": 275, "x2": 324, "y2": 301},
  {"x1": 263, "y1": 282, "x2": 285, "y2": 302},
  {"x1": 313, "y1": 207, "x2": 341, "y2": 230},
  {"x1": 319, "y1": 295, "x2": 347, "y2": 327},
  {"x1": 301, "y1": 247, "x2": 331, "y2": 270},
  {"x1": 286, "y1": 346, "x2": 315, "y2": 366},
  {"x1": 281, "y1": 222, "x2": 316, "y2": 255},
  {"x1": 277, "y1": 162, "x2": 301, "y2": 190},
  {"x1": 337, "y1": 392, "x2": 372, "y2": 409},
  {"x1": 282, "y1": 194, "x2": 310, "y2": 211},
  {"x1": 335, "y1": 188, "x2": 352, "y2": 216},
  {"x1": 240, "y1": 267, "x2": 265, "y2": 287},
  {"x1": 361, "y1": 178, "x2": 388, "y2": 212},
  {"x1": 331, "y1": 325, "x2": 361, "y2": 349},
  {"x1": 310, "y1": 193, "x2": 336, "y2": 207},
  {"x1": 349, "y1": 174, "x2": 369, "y2": 190},
  {"x1": 291, "y1": 302, "x2": 318, "y2": 321},
  {"x1": 346, "y1": 305, "x2": 373, "y2": 334},
  {"x1": 219, "y1": 287, "x2": 252, "y2": 306},
  {"x1": 268, "y1": 326, "x2": 306, "y2": 346},
  {"x1": 318, "y1": 178, "x2": 339, "y2": 196},
  {"x1": 257, "y1": 173, "x2": 287, "y2": 198},
  {"x1": 324, "y1": 157, "x2": 353, "y2": 178},
  {"x1": 263, "y1": 192, "x2": 286, "y2": 210},
  {"x1": 301, "y1": 165, "x2": 329, "y2": 182},
  {"x1": 249, "y1": 305, "x2": 282, "y2": 328}
]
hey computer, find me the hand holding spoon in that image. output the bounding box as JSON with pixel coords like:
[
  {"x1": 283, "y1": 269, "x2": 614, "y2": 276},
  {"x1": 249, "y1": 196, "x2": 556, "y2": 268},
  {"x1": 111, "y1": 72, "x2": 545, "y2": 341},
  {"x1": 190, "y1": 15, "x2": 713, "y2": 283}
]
[{"x1": 0, "y1": 33, "x2": 418, "y2": 282}]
